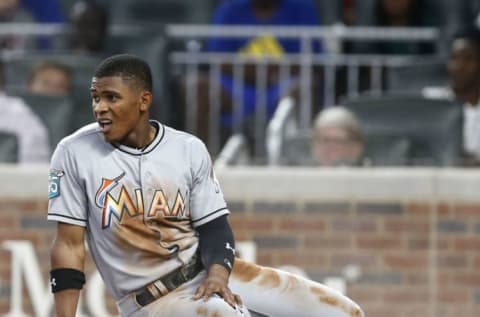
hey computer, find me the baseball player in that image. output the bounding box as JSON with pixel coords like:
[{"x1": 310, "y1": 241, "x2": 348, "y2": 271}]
[{"x1": 48, "y1": 54, "x2": 364, "y2": 317}]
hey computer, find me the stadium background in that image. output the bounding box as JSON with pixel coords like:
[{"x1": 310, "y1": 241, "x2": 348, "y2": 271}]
[{"x1": 1, "y1": 0, "x2": 480, "y2": 316}]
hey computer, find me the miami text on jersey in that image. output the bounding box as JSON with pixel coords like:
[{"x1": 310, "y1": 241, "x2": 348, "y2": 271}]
[{"x1": 95, "y1": 173, "x2": 187, "y2": 229}]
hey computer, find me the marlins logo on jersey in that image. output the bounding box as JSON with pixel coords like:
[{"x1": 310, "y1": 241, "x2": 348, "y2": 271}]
[{"x1": 95, "y1": 172, "x2": 188, "y2": 229}]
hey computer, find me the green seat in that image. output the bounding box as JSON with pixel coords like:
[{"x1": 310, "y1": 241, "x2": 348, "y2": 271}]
[
  {"x1": 342, "y1": 93, "x2": 463, "y2": 166},
  {"x1": 387, "y1": 60, "x2": 448, "y2": 93},
  {"x1": 0, "y1": 132, "x2": 18, "y2": 163},
  {"x1": 281, "y1": 131, "x2": 410, "y2": 167},
  {"x1": 363, "y1": 134, "x2": 410, "y2": 166}
]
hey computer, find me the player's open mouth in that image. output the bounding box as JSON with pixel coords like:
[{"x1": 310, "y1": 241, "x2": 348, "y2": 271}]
[{"x1": 98, "y1": 119, "x2": 112, "y2": 133}]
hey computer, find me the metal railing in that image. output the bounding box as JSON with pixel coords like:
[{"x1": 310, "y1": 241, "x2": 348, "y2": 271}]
[
  {"x1": 0, "y1": 23, "x2": 443, "y2": 161},
  {"x1": 166, "y1": 24, "x2": 441, "y2": 160}
]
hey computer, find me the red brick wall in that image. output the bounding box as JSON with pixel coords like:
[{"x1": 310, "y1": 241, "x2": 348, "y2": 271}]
[{"x1": 1, "y1": 197, "x2": 480, "y2": 316}]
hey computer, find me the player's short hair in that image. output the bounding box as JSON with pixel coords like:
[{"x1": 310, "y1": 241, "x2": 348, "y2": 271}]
[{"x1": 93, "y1": 54, "x2": 153, "y2": 92}]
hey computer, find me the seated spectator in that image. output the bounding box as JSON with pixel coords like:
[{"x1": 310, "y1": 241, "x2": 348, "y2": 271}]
[
  {"x1": 342, "y1": 0, "x2": 356, "y2": 26},
  {"x1": 28, "y1": 62, "x2": 72, "y2": 96},
  {"x1": 20, "y1": 0, "x2": 65, "y2": 49},
  {"x1": 20, "y1": 0, "x2": 64, "y2": 23},
  {"x1": 447, "y1": 27, "x2": 480, "y2": 165},
  {"x1": 0, "y1": 61, "x2": 50, "y2": 163},
  {"x1": 0, "y1": 0, "x2": 64, "y2": 50},
  {"x1": 69, "y1": 0, "x2": 108, "y2": 55},
  {"x1": 180, "y1": 0, "x2": 323, "y2": 145},
  {"x1": 0, "y1": 0, "x2": 34, "y2": 50},
  {"x1": 311, "y1": 107, "x2": 365, "y2": 166},
  {"x1": 355, "y1": 0, "x2": 439, "y2": 55}
]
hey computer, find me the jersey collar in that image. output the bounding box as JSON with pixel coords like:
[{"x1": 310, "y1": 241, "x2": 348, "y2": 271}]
[{"x1": 113, "y1": 120, "x2": 165, "y2": 156}]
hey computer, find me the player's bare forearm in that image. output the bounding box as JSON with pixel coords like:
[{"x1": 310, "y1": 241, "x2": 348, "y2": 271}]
[
  {"x1": 50, "y1": 223, "x2": 86, "y2": 317},
  {"x1": 53, "y1": 289, "x2": 82, "y2": 317}
]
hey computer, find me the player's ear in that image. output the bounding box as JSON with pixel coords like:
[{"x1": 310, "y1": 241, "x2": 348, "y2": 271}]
[{"x1": 139, "y1": 90, "x2": 152, "y2": 111}]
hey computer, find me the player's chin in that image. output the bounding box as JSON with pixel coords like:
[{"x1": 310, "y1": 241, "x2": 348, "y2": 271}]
[{"x1": 102, "y1": 131, "x2": 119, "y2": 143}]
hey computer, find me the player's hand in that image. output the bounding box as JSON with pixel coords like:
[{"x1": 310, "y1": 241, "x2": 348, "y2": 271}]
[{"x1": 192, "y1": 264, "x2": 242, "y2": 309}]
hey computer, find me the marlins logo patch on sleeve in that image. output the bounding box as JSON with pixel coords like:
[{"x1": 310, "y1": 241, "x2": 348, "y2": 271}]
[{"x1": 48, "y1": 169, "x2": 64, "y2": 199}]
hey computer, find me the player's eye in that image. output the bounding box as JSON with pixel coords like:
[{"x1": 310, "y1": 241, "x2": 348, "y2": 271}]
[
  {"x1": 92, "y1": 96, "x2": 100, "y2": 103},
  {"x1": 107, "y1": 94, "x2": 118, "y2": 102}
]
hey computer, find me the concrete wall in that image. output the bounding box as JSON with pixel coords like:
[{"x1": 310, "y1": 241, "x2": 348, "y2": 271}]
[{"x1": 1, "y1": 165, "x2": 479, "y2": 317}]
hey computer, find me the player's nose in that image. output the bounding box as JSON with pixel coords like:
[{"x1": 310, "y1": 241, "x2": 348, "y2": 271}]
[{"x1": 93, "y1": 100, "x2": 109, "y2": 116}]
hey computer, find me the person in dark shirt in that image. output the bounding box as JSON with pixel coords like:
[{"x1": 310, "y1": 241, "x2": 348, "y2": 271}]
[
  {"x1": 20, "y1": 0, "x2": 64, "y2": 23},
  {"x1": 368, "y1": 0, "x2": 439, "y2": 55},
  {"x1": 69, "y1": 0, "x2": 108, "y2": 54},
  {"x1": 180, "y1": 0, "x2": 323, "y2": 147}
]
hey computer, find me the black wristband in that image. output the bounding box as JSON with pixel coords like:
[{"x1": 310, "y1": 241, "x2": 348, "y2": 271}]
[{"x1": 50, "y1": 268, "x2": 86, "y2": 293}]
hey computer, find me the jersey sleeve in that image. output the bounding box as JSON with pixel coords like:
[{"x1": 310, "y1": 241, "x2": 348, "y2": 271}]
[
  {"x1": 47, "y1": 143, "x2": 88, "y2": 227},
  {"x1": 189, "y1": 138, "x2": 229, "y2": 227}
]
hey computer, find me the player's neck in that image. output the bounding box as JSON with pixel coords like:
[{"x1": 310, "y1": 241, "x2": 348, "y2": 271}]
[{"x1": 123, "y1": 121, "x2": 157, "y2": 150}]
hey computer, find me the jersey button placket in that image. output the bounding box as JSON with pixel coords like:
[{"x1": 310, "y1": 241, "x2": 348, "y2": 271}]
[{"x1": 140, "y1": 154, "x2": 153, "y2": 222}]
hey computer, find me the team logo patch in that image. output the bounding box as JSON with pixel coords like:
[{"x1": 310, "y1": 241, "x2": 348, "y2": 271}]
[{"x1": 48, "y1": 169, "x2": 64, "y2": 199}]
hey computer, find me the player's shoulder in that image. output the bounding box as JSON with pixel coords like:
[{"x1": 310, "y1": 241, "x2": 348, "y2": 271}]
[
  {"x1": 163, "y1": 125, "x2": 203, "y2": 144},
  {"x1": 162, "y1": 124, "x2": 208, "y2": 152},
  {"x1": 56, "y1": 123, "x2": 102, "y2": 151}
]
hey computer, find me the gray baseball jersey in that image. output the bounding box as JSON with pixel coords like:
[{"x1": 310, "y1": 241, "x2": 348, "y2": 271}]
[{"x1": 47, "y1": 120, "x2": 229, "y2": 301}]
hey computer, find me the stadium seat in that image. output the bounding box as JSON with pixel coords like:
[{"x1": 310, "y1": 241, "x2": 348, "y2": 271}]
[
  {"x1": 387, "y1": 59, "x2": 448, "y2": 93},
  {"x1": 0, "y1": 132, "x2": 18, "y2": 163},
  {"x1": 363, "y1": 134, "x2": 410, "y2": 166},
  {"x1": 280, "y1": 130, "x2": 410, "y2": 167},
  {"x1": 6, "y1": 89, "x2": 74, "y2": 151},
  {"x1": 341, "y1": 93, "x2": 463, "y2": 166},
  {"x1": 282, "y1": 130, "x2": 314, "y2": 166}
]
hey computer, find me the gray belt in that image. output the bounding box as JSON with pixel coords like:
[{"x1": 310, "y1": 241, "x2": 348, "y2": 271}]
[{"x1": 134, "y1": 255, "x2": 203, "y2": 307}]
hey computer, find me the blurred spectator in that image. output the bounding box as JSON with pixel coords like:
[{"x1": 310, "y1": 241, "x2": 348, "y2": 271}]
[
  {"x1": 0, "y1": 61, "x2": 50, "y2": 163},
  {"x1": 181, "y1": 0, "x2": 323, "y2": 145},
  {"x1": 0, "y1": 0, "x2": 34, "y2": 50},
  {"x1": 447, "y1": 27, "x2": 480, "y2": 165},
  {"x1": 355, "y1": 0, "x2": 439, "y2": 55},
  {"x1": 20, "y1": 0, "x2": 64, "y2": 23},
  {"x1": 28, "y1": 62, "x2": 72, "y2": 96},
  {"x1": 20, "y1": 0, "x2": 65, "y2": 49},
  {"x1": 342, "y1": 0, "x2": 356, "y2": 26},
  {"x1": 311, "y1": 107, "x2": 365, "y2": 166},
  {"x1": 208, "y1": 0, "x2": 322, "y2": 54},
  {"x1": 0, "y1": 0, "x2": 64, "y2": 50},
  {"x1": 69, "y1": 1, "x2": 108, "y2": 54}
]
